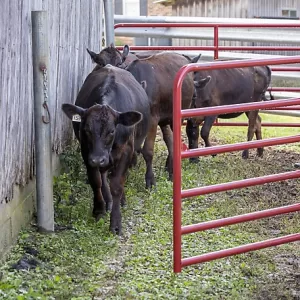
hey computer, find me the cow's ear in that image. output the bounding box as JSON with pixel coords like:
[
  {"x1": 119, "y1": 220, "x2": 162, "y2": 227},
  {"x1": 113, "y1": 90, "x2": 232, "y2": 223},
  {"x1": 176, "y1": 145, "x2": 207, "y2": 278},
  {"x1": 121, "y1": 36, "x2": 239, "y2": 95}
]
[
  {"x1": 122, "y1": 45, "x2": 130, "y2": 60},
  {"x1": 190, "y1": 54, "x2": 201, "y2": 63},
  {"x1": 194, "y1": 76, "x2": 211, "y2": 89},
  {"x1": 140, "y1": 80, "x2": 147, "y2": 90},
  {"x1": 118, "y1": 111, "x2": 142, "y2": 126},
  {"x1": 62, "y1": 104, "x2": 86, "y2": 120},
  {"x1": 86, "y1": 48, "x2": 97, "y2": 63}
]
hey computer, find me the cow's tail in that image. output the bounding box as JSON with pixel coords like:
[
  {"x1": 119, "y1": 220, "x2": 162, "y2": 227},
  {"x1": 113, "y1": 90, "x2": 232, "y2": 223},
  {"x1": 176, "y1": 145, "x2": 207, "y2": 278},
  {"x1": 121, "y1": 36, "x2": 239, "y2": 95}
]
[
  {"x1": 262, "y1": 90, "x2": 275, "y2": 101},
  {"x1": 263, "y1": 66, "x2": 274, "y2": 101}
]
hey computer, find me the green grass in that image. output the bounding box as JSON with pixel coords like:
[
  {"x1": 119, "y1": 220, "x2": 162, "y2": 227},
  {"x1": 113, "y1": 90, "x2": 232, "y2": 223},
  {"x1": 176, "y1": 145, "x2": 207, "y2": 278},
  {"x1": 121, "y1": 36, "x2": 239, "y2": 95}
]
[{"x1": 0, "y1": 114, "x2": 300, "y2": 299}]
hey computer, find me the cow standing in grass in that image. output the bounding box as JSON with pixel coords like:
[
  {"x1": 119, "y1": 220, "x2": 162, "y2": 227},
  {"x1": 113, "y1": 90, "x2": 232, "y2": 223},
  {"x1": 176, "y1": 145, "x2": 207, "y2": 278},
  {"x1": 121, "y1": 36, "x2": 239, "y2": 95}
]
[{"x1": 62, "y1": 65, "x2": 150, "y2": 234}]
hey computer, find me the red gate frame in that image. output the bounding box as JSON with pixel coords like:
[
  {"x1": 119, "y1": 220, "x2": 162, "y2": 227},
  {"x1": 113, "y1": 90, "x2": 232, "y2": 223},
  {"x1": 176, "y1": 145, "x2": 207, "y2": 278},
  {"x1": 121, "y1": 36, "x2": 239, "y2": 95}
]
[
  {"x1": 115, "y1": 22, "x2": 300, "y2": 128},
  {"x1": 173, "y1": 56, "x2": 300, "y2": 273}
]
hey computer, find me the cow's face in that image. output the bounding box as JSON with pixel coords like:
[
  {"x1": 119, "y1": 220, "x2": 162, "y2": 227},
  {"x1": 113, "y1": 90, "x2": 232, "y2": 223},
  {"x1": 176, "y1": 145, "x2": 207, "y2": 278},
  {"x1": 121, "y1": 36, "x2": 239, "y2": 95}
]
[
  {"x1": 86, "y1": 44, "x2": 130, "y2": 69},
  {"x1": 62, "y1": 103, "x2": 142, "y2": 169}
]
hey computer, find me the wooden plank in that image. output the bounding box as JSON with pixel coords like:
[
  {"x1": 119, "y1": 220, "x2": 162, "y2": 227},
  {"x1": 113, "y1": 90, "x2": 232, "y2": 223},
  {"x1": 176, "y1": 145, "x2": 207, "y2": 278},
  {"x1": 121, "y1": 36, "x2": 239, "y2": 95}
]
[{"x1": 0, "y1": 0, "x2": 104, "y2": 203}]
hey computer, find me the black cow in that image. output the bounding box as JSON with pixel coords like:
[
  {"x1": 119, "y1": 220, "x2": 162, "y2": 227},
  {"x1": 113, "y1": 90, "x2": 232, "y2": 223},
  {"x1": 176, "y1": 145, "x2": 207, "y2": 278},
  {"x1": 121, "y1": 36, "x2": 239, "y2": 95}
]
[
  {"x1": 186, "y1": 66, "x2": 272, "y2": 160},
  {"x1": 125, "y1": 52, "x2": 200, "y2": 187},
  {"x1": 62, "y1": 65, "x2": 150, "y2": 234}
]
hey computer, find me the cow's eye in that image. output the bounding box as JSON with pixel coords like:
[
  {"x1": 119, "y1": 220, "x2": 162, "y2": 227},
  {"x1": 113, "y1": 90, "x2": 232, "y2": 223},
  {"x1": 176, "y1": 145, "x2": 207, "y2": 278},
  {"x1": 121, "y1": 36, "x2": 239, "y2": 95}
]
[{"x1": 109, "y1": 129, "x2": 115, "y2": 135}]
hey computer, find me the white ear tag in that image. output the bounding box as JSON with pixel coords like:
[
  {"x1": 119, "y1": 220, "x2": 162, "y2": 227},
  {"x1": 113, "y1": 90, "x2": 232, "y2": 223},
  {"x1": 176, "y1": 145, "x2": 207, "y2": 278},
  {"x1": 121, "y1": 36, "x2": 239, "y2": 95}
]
[{"x1": 72, "y1": 114, "x2": 81, "y2": 122}]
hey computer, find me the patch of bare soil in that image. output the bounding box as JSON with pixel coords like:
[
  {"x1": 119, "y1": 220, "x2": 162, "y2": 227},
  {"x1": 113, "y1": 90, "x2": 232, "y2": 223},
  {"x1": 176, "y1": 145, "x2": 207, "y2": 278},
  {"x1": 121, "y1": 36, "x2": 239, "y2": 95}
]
[
  {"x1": 210, "y1": 137, "x2": 300, "y2": 300},
  {"x1": 253, "y1": 149, "x2": 300, "y2": 300},
  {"x1": 255, "y1": 253, "x2": 300, "y2": 300}
]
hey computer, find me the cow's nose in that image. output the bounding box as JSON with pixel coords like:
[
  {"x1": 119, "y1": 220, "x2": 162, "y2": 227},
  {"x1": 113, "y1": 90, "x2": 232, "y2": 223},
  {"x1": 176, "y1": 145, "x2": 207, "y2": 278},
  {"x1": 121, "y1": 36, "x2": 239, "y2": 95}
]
[
  {"x1": 91, "y1": 158, "x2": 99, "y2": 165},
  {"x1": 98, "y1": 157, "x2": 106, "y2": 166},
  {"x1": 90, "y1": 156, "x2": 107, "y2": 167}
]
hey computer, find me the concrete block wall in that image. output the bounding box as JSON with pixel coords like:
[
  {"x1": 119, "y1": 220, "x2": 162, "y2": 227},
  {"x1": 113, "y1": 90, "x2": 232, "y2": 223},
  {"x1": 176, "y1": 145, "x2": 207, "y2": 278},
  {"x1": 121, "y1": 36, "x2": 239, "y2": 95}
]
[{"x1": 0, "y1": 154, "x2": 60, "y2": 260}]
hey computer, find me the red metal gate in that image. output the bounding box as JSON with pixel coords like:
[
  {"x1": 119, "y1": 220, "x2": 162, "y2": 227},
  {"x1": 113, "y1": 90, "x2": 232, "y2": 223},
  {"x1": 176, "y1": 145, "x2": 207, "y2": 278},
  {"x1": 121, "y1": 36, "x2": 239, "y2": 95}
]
[
  {"x1": 115, "y1": 22, "x2": 300, "y2": 128},
  {"x1": 173, "y1": 56, "x2": 300, "y2": 273}
]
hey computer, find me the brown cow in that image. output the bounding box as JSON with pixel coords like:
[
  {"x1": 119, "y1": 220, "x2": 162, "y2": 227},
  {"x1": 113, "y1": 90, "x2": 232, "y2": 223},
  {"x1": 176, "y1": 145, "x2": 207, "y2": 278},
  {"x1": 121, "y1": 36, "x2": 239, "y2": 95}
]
[{"x1": 125, "y1": 52, "x2": 201, "y2": 187}]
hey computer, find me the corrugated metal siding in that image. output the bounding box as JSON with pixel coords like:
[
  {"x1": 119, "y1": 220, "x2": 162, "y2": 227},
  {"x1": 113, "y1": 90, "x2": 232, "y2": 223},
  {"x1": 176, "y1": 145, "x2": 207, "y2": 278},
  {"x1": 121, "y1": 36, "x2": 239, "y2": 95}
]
[
  {"x1": 172, "y1": 0, "x2": 247, "y2": 48},
  {"x1": 249, "y1": 0, "x2": 300, "y2": 18},
  {"x1": 249, "y1": 0, "x2": 300, "y2": 55},
  {"x1": 0, "y1": 0, "x2": 103, "y2": 204},
  {"x1": 172, "y1": 0, "x2": 300, "y2": 56}
]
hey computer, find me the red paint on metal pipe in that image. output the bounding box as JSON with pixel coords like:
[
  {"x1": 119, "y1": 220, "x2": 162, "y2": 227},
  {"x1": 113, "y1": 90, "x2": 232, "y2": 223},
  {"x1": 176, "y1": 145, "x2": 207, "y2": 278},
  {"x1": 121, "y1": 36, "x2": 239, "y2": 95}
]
[
  {"x1": 213, "y1": 122, "x2": 300, "y2": 127},
  {"x1": 268, "y1": 87, "x2": 300, "y2": 92},
  {"x1": 214, "y1": 26, "x2": 219, "y2": 60},
  {"x1": 116, "y1": 45, "x2": 300, "y2": 52},
  {"x1": 182, "y1": 135, "x2": 300, "y2": 159},
  {"x1": 181, "y1": 170, "x2": 300, "y2": 199},
  {"x1": 173, "y1": 60, "x2": 184, "y2": 274},
  {"x1": 114, "y1": 22, "x2": 300, "y2": 29},
  {"x1": 173, "y1": 55, "x2": 300, "y2": 273},
  {"x1": 181, "y1": 97, "x2": 300, "y2": 119},
  {"x1": 182, "y1": 203, "x2": 300, "y2": 235},
  {"x1": 181, "y1": 234, "x2": 300, "y2": 267}
]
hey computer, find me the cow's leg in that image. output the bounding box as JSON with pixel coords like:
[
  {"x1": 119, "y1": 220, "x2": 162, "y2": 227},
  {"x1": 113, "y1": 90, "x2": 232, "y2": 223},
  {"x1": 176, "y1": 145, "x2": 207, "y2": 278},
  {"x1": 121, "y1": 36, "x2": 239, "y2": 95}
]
[
  {"x1": 160, "y1": 124, "x2": 173, "y2": 181},
  {"x1": 85, "y1": 165, "x2": 106, "y2": 221},
  {"x1": 142, "y1": 119, "x2": 158, "y2": 188},
  {"x1": 201, "y1": 115, "x2": 217, "y2": 149},
  {"x1": 243, "y1": 111, "x2": 260, "y2": 159},
  {"x1": 186, "y1": 117, "x2": 201, "y2": 163},
  {"x1": 101, "y1": 171, "x2": 112, "y2": 212},
  {"x1": 129, "y1": 151, "x2": 138, "y2": 168},
  {"x1": 120, "y1": 172, "x2": 127, "y2": 207},
  {"x1": 255, "y1": 113, "x2": 263, "y2": 157},
  {"x1": 109, "y1": 146, "x2": 132, "y2": 235},
  {"x1": 81, "y1": 146, "x2": 106, "y2": 220}
]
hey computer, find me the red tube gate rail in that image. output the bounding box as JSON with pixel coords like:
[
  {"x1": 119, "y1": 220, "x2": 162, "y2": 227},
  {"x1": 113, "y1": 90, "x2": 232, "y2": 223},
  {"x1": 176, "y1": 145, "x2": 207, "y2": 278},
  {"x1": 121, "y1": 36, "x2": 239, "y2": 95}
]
[
  {"x1": 173, "y1": 56, "x2": 300, "y2": 273},
  {"x1": 115, "y1": 22, "x2": 300, "y2": 128},
  {"x1": 114, "y1": 22, "x2": 300, "y2": 59}
]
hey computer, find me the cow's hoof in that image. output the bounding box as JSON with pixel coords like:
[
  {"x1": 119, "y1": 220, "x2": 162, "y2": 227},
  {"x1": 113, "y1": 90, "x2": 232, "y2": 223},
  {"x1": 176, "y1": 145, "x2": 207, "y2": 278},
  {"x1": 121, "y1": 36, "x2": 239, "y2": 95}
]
[
  {"x1": 242, "y1": 150, "x2": 249, "y2": 159},
  {"x1": 189, "y1": 157, "x2": 199, "y2": 164},
  {"x1": 109, "y1": 221, "x2": 122, "y2": 235},
  {"x1": 146, "y1": 177, "x2": 156, "y2": 189},
  {"x1": 106, "y1": 201, "x2": 112, "y2": 212},
  {"x1": 121, "y1": 195, "x2": 126, "y2": 207},
  {"x1": 257, "y1": 148, "x2": 264, "y2": 157},
  {"x1": 93, "y1": 210, "x2": 106, "y2": 222},
  {"x1": 94, "y1": 213, "x2": 106, "y2": 222},
  {"x1": 129, "y1": 153, "x2": 138, "y2": 168}
]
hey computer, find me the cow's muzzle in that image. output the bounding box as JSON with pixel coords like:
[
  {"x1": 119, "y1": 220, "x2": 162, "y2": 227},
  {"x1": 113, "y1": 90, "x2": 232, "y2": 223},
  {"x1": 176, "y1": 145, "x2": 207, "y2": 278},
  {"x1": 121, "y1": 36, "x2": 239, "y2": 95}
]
[{"x1": 89, "y1": 156, "x2": 109, "y2": 168}]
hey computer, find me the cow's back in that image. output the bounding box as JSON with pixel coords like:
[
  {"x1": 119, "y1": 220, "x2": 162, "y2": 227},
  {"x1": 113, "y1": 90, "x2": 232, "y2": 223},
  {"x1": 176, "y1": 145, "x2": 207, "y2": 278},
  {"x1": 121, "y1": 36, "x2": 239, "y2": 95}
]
[
  {"x1": 194, "y1": 67, "x2": 270, "y2": 108},
  {"x1": 126, "y1": 52, "x2": 194, "y2": 123}
]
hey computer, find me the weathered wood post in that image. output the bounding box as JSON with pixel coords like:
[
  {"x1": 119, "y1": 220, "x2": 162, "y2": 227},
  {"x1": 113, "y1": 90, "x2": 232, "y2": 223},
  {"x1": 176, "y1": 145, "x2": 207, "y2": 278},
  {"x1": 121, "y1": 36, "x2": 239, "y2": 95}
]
[{"x1": 31, "y1": 11, "x2": 54, "y2": 232}]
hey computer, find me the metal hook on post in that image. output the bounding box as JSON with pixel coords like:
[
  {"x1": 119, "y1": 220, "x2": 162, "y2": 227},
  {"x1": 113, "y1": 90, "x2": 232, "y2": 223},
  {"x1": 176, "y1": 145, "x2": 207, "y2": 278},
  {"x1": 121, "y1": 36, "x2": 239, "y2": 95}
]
[{"x1": 42, "y1": 102, "x2": 50, "y2": 124}]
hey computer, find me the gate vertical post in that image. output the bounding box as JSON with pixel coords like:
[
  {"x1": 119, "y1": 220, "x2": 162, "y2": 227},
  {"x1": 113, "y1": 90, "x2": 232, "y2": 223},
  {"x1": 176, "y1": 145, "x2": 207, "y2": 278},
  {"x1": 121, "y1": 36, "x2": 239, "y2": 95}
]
[
  {"x1": 214, "y1": 25, "x2": 219, "y2": 60},
  {"x1": 31, "y1": 11, "x2": 54, "y2": 232},
  {"x1": 173, "y1": 66, "x2": 187, "y2": 273}
]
